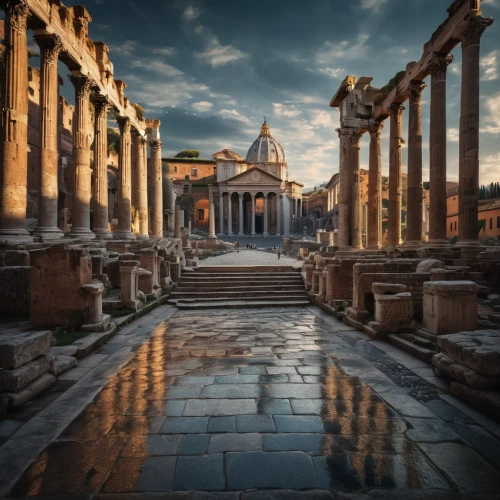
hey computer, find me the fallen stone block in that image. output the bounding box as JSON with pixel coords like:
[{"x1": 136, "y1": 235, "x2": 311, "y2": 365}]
[
  {"x1": 2, "y1": 373, "x2": 56, "y2": 407},
  {"x1": 450, "y1": 381, "x2": 500, "y2": 422},
  {"x1": 0, "y1": 330, "x2": 52, "y2": 370},
  {"x1": 0, "y1": 355, "x2": 54, "y2": 393},
  {"x1": 50, "y1": 355, "x2": 78, "y2": 376}
]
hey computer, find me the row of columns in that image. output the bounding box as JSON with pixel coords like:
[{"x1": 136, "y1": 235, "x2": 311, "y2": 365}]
[
  {"x1": 0, "y1": 3, "x2": 165, "y2": 244},
  {"x1": 336, "y1": 14, "x2": 492, "y2": 251}
]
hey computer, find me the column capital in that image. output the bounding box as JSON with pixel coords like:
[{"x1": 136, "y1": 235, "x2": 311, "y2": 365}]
[
  {"x1": 91, "y1": 94, "x2": 109, "y2": 118},
  {"x1": 149, "y1": 139, "x2": 163, "y2": 152},
  {"x1": 34, "y1": 34, "x2": 64, "y2": 65},
  {"x1": 409, "y1": 81, "x2": 427, "y2": 103},
  {"x1": 6, "y1": 0, "x2": 29, "y2": 32},
  {"x1": 460, "y1": 14, "x2": 494, "y2": 49},
  {"x1": 368, "y1": 122, "x2": 384, "y2": 141},
  {"x1": 70, "y1": 75, "x2": 95, "y2": 100},
  {"x1": 117, "y1": 116, "x2": 132, "y2": 135},
  {"x1": 390, "y1": 102, "x2": 404, "y2": 118},
  {"x1": 427, "y1": 53, "x2": 453, "y2": 79}
]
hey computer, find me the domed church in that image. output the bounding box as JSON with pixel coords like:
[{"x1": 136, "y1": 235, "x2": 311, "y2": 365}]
[{"x1": 166, "y1": 119, "x2": 303, "y2": 236}]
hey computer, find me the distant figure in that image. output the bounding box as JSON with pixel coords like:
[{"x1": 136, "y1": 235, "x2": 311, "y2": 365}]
[
  {"x1": 235, "y1": 241, "x2": 239, "y2": 252},
  {"x1": 277, "y1": 247, "x2": 281, "y2": 259}
]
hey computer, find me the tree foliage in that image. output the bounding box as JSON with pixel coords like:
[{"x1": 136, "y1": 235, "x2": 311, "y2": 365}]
[
  {"x1": 175, "y1": 150, "x2": 200, "y2": 159},
  {"x1": 132, "y1": 103, "x2": 145, "y2": 121},
  {"x1": 107, "y1": 127, "x2": 121, "y2": 153}
]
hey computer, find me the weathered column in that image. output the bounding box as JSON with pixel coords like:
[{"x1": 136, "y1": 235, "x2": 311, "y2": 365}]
[
  {"x1": 227, "y1": 192, "x2": 233, "y2": 235},
  {"x1": 404, "y1": 81, "x2": 426, "y2": 249},
  {"x1": 350, "y1": 130, "x2": 363, "y2": 249},
  {"x1": 92, "y1": 96, "x2": 112, "y2": 239},
  {"x1": 32, "y1": 34, "x2": 64, "y2": 240},
  {"x1": 208, "y1": 196, "x2": 216, "y2": 238},
  {"x1": 427, "y1": 54, "x2": 453, "y2": 246},
  {"x1": 367, "y1": 123, "x2": 383, "y2": 249},
  {"x1": 457, "y1": 14, "x2": 493, "y2": 251},
  {"x1": 388, "y1": 103, "x2": 404, "y2": 247},
  {"x1": 219, "y1": 193, "x2": 224, "y2": 234},
  {"x1": 0, "y1": 1, "x2": 32, "y2": 244},
  {"x1": 150, "y1": 139, "x2": 164, "y2": 238},
  {"x1": 174, "y1": 204, "x2": 182, "y2": 238},
  {"x1": 116, "y1": 117, "x2": 135, "y2": 239},
  {"x1": 264, "y1": 193, "x2": 269, "y2": 236},
  {"x1": 133, "y1": 132, "x2": 148, "y2": 238},
  {"x1": 337, "y1": 128, "x2": 351, "y2": 249},
  {"x1": 276, "y1": 192, "x2": 281, "y2": 235},
  {"x1": 251, "y1": 193, "x2": 256, "y2": 235},
  {"x1": 238, "y1": 193, "x2": 244, "y2": 235},
  {"x1": 69, "y1": 75, "x2": 95, "y2": 239}
]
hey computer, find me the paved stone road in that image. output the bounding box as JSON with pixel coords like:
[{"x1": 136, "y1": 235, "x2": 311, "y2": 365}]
[
  {"x1": 3, "y1": 306, "x2": 500, "y2": 498},
  {"x1": 199, "y1": 248, "x2": 299, "y2": 267}
]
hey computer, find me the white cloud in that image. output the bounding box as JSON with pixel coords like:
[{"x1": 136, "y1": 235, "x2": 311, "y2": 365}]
[
  {"x1": 152, "y1": 47, "x2": 177, "y2": 57},
  {"x1": 183, "y1": 5, "x2": 201, "y2": 21},
  {"x1": 317, "y1": 67, "x2": 345, "y2": 79},
  {"x1": 310, "y1": 110, "x2": 333, "y2": 127},
  {"x1": 360, "y1": 0, "x2": 390, "y2": 12},
  {"x1": 480, "y1": 152, "x2": 500, "y2": 184},
  {"x1": 482, "y1": 0, "x2": 499, "y2": 7},
  {"x1": 196, "y1": 40, "x2": 249, "y2": 66},
  {"x1": 481, "y1": 50, "x2": 499, "y2": 81},
  {"x1": 315, "y1": 34, "x2": 369, "y2": 65},
  {"x1": 130, "y1": 59, "x2": 184, "y2": 77},
  {"x1": 218, "y1": 109, "x2": 251, "y2": 124},
  {"x1": 272, "y1": 103, "x2": 302, "y2": 118},
  {"x1": 447, "y1": 128, "x2": 460, "y2": 142},
  {"x1": 192, "y1": 101, "x2": 213, "y2": 112},
  {"x1": 481, "y1": 93, "x2": 500, "y2": 134},
  {"x1": 111, "y1": 40, "x2": 137, "y2": 56}
]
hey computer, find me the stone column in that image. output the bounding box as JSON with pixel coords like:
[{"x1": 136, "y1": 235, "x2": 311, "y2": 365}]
[
  {"x1": 208, "y1": 196, "x2": 216, "y2": 238},
  {"x1": 337, "y1": 128, "x2": 351, "y2": 249},
  {"x1": 92, "y1": 96, "x2": 112, "y2": 239},
  {"x1": 264, "y1": 193, "x2": 269, "y2": 236},
  {"x1": 69, "y1": 75, "x2": 95, "y2": 239},
  {"x1": 457, "y1": 14, "x2": 493, "y2": 250},
  {"x1": 227, "y1": 192, "x2": 233, "y2": 235},
  {"x1": 219, "y1": 193, "x2": 224, "y2": 234},
  {"x1": 150, "y1": 139, "x2": 163, "y2": 238},
  {"x1": 133, "y1": 132, "x2": 148, "y2": 238},
  {"x1": 32, "y1": 34, "x2": 64, "y2": 240},
  {"x1": 0, "y1": 1, "x2": 32, "y2": 244},
  {"x1": 174, "y1": 204, "x2": 182, "y2": 238},
  {"x1": 238, "y1": 193, "x2": 244, "y2": 235},
  {"x1": 276, "y1": 193, "x2": 281, "y2": 235},
  {"x1": 405, "y1": 81, "x2": 426, "y2": 249},
  {"x1": 427, "y1": 53, "x2": 453, "y2": 246},
  {"x1": 367, "y1": 123, "x2": 383, "y2": 250},
  {"x1": 388, "y1": 103, "x2": 404, "y2": 247},
  {"x1": 251, "y1": 193, "x2": 256, "y2": 235},
  {"x1": 116, "y1": 117, "x2": 134, "y2": 239},
  {"x1": 350, "y1": 130, "x2": 363, "y2": 249}
]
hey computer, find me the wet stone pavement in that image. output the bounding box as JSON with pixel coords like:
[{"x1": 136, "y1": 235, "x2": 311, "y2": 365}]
[{"x1": 4, "y1": 306, "x2": 500, "y2": 499}]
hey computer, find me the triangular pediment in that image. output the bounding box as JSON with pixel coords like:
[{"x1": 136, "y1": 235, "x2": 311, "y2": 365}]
[
  {"x1": 212, "y1": 148, "x2": 244, "y2": 161},
  {"x1": 223, "y1": 166, "x2": 282, "y2": 185}
]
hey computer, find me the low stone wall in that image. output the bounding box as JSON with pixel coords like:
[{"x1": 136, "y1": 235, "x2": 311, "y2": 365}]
[{"x1": 0, "y1": 267, "x2": 31, "y2": 317}]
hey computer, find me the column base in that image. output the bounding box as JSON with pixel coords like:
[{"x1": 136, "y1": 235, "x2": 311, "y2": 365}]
[
  {"x1": 207, "y1": 234, "x2": 217, "y2": 239},
  {"x1": 69, "y1": 228, "x2": 96, "y2": 240},
  {"x1": 32, "y1": 226, "x2": 64, "y2": 241},
  {"x1": 136, "y1": 234, "x2": 149, "y2": 240},
  {"x1": 93, "y1": 229, "x2": 113, "y2": 239},
  {"x1": 425, "y1": 239, "x2": 450, "y2": 248},
  {"x1": 114, "y1": 231, "x2": 136, "y2": 240},
  {"x1": 251, "y1": 232, "x2": 256, "y2": 236},
  {"x1": 402, "y1": 240, "x2": 423, "y2": 250},
  {"x1": 0, "y1": 228, "x2": 33, "y2": 245},
  {"x1": 263, "y1": 232, "x2": 269, "y2": 237},
  {"x1": 366, "y1": 245, "x2": 381, "y2": 250},
  {"x1": 455, "y1": 239, "x2": 483, "y2": 258},
  {"x1": 238, "y1": 232, "x2": 244, "y2": 237}
]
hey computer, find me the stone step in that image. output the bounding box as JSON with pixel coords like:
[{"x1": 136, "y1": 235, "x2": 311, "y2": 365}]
[
  {"x1": 170, "y1": 290, "x2": 308, "y2": 298},
  {"x1": 387, "y1": 334, "x2": 436, "y2": 363},
  {"x1": 177, "y1": 280, "x2": 303, "y2": 288},
  {"x1": 169, "y1": 293, "x2": 309, "y2": 304},
  {"x1": 194, "y1": 266, "x2": 296, "y2": 273},
  {"x1": 181, "y1": 274, "x2": 302, "y2": 280},
  {"x1": 174, "y1": 299, "x2": 311, "y2": 310},
  {"x1": 175, "y1": 284, "x2": 305, "y2": 293},
  {"x1": 185, "y1": 272, "x2": 301, "y2": 277}
]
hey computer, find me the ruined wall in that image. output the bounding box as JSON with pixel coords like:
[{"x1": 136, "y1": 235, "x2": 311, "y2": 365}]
[{"x1": 0, "y1": 267, "x2": 31, "y2": 317}]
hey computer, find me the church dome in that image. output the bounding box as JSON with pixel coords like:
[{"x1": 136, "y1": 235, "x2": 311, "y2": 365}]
[{"x1": 246, "y1": 120, "x2": 286, "y2": 164}]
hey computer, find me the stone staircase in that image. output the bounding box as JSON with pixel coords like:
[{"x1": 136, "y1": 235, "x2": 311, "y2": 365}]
[{"x1": 168, "y1": 266, "x2": 310, "y2": 309}]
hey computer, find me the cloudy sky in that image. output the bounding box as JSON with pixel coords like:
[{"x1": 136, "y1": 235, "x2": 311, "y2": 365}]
[{"x1": 57, "y1": 0, "x2": 499, "y2": 190}]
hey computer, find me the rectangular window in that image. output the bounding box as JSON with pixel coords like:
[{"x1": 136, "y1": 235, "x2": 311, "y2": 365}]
[
  {"x1": 454, "y1": 221, "x2": 457, "y2": 231},
  {"x1": 497, "y1": 216, "x2": 500, "y2": 229},
  {"x1": 450, "y1": 222, "x2": 453, "y2": 232},
  {"x1": 191, "y1": 167, "x2": 198, "y2": 177},
  {"x1": 490, "y1": 218, "x2": 493, "y2": 230}
]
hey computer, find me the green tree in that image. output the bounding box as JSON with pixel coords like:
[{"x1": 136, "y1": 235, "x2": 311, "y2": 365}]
[
  {"x1": 107, "y1": 127, "x2": 121, "y2": 153},
  {"x1": 132, "y1": 103, "x2": 145, "y2": 121},
  {"x1": 175, "y1": 150, "x2": 200, "y2": 159}
]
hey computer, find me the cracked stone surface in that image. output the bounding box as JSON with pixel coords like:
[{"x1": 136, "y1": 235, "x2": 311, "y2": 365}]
[{"x1": 2, "y1": 306, "x2": 500, "y2": 498}]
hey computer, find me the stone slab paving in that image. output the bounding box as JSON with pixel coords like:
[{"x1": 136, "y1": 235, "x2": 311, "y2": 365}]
[
  {"x1": 198, "y1": 248, "x2": 299, "y2": 267},
  {"x1": 2, "y1": 306, "x2": 500, "y2": 498}
]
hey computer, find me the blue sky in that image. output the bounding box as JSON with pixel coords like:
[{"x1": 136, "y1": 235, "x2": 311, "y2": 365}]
[{"x1": 57, "y1": 0, "x2": 500, "y2": 189}]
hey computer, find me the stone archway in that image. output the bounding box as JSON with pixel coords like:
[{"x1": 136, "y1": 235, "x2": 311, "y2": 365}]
[{"x1": 194, "y1": 198, "x2": 209, "y2": 230}]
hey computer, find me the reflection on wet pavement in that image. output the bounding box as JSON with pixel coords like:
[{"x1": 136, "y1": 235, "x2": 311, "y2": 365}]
[{"x1": 7, "y1": 308, "x2": 500, "y2": 496}]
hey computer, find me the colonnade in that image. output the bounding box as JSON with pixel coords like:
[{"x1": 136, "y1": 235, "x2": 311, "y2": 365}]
[
  {"x1": 335, "y1": 13, "x2": 493, "y2": 252},
  {"x1": 0, "y1": 1, "x2": 165, "y2": 244}
]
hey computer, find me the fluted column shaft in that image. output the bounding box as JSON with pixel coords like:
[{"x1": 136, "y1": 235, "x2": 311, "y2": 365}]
[
  {"x1": 337, "y1": 128, "x2": 351, "y2": 248},
  {"x1": 32, "y1": 34, "x2": 63, "y2": 239},
  {"x1": 367, "y1": 123, "x2": 383, "y2": 249},
  {"x1": 238, "y1": 193, "x2": 244, "y2": 235},
  {"x1": 208, "y1": 196, "x2": 216, "y2": 237},
  {"x1": 388, "y1": 104, "x2": 404, "y2": 247},
  {"x1": 405, "y1": 82, "x2": 426, "y2": 248},
  {"x1": 458, "y1": 15, "x2": 493, "y2": 248},
  {"x1": 133, "y1": 132, "x2": 148, "y2": 238},
  {"x1": 150, "y1": 140, "x2": 163, "y2": 238},
  {"x1": 350, "y1": 130, "x2": 363, "y2": 249},
  {"x1": 92, "y1": 97, "x2": 111, "y2": 238},
  {"x1": 70, "y1": 75, "x2": 95, "y2": 239},
  {"x1": 428, "y1": 54, "x2": 453, "y2": 245},
  {"x1": 219, "y1": 193, "x2": 224, "y2": 234},
  {"x1": 251, "y1": 194, "x2": 256, "y2": 235},
  {"x1": 264, "y1": 193, "x2": 269, "y2": 235},
  {"x1": 0, "y1": 1, "x2": 32, "y2": 243},
  {"x1": 276, "y1": 193, "x2": 281, "y2": 235},
  {"x1": 227, "y1": 192, "x2": 233, "y2": 235},
  {"x1": 116, "y1": 117, "x2": 134, "y2": 239}
]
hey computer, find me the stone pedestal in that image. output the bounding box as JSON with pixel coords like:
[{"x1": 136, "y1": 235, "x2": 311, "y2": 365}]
[
  {"x1": 370, "y1": 282, "x2": 414, "y2": 333},
  {"x1": 170, "y1": 254, "x2": 181, "y2": 283},
  {"x1": 304, "y1": 262, "x2": 314, "y2": 291},
  {"x1": 423, "y1": 280, "x2": 478, "y2": 335},
  {"x1": 81, "y1": 281, "x2": 110, "y2": 332},
  {"x1": 140, "y1": 248, "x2": 160, "y2": 290},
  {"x1": 175, "y1": 204, "x2": 182, "y2": 239},
  {"x1": 119, "y1": 260, "x2": 143, "y2": 311}
]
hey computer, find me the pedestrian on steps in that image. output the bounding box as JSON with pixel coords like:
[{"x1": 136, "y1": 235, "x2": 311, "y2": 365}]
[{"x1": 277, "y1": 247, "x2": 281, "y2": 259}]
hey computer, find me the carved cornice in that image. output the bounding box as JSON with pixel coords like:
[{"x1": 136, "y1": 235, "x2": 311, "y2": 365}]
[
  {"x1": 6, "y1": 1, "x2": 29, "y2": 33},
  {"x1": 150, "y1": 139, "x2": 163, "y2": 152},
  {"x1": 460, "y1": 14, "x2": 494, "y2": 49},
  {"x1": 369, "y1": 122, "x2": 384, "y2": 141},
  {"x1": 35, "y1": 34, "x2": 64, "y2": 65},
  {"x1": 70, "y1": 75, "x2": 94, "y2": 100},
  {"x1": 427, "y1": 53, "x2": 453, "y2": 79},
  {"x1": 409, "y1": 81, "x2": 427, "y2": 104}
]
